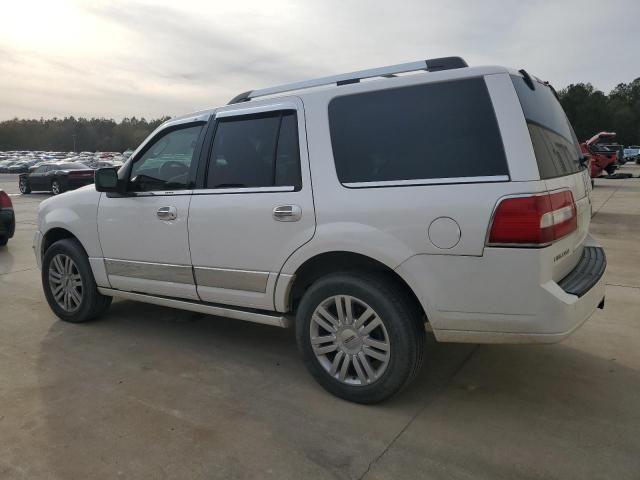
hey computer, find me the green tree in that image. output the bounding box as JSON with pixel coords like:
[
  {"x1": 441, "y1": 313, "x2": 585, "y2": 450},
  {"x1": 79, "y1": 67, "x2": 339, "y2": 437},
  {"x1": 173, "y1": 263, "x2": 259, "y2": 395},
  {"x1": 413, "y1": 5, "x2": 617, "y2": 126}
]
[{"x1": 0, "y1": 116, "x2": 169, "y2": 152}]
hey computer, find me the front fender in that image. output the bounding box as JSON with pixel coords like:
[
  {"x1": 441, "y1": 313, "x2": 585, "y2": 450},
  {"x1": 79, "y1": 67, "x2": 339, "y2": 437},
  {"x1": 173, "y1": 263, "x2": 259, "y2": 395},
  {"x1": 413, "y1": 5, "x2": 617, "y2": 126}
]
[{"x1": 38, "y1": 187, "x2": 102, "y2": 258}]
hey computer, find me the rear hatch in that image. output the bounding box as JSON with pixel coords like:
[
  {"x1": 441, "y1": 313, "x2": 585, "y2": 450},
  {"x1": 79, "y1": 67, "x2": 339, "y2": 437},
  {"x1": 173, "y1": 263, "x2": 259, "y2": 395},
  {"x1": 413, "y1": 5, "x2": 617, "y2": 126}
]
[{"x1": 511, "y1": 74, "x2": 592, "y2": 281}]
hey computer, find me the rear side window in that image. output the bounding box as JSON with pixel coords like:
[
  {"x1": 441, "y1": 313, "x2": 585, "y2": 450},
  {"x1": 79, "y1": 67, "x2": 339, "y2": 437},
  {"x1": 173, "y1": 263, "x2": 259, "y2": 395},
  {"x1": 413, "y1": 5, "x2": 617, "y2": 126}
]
[
  {"x1": 511, "y1": 75, "x2": 582, "y2": 179},
  {"x1": 328, "y1": 78, "x2": 508, "y2": 184},
  {"x1": 206, "y1": 111, "x2": 301, "y2": 189}
]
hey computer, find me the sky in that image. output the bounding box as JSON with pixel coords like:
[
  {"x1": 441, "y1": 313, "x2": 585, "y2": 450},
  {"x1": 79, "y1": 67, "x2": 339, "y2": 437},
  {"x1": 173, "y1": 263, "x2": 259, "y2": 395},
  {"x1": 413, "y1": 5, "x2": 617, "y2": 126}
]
[{"x1": 0, "y1": 0, "x2": 638, "y2": 121}]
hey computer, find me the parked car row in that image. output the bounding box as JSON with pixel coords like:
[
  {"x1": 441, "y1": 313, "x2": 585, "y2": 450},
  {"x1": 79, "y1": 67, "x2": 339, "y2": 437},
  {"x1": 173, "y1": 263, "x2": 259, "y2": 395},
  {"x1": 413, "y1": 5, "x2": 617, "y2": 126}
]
[{"x1": 0, "y1": 150, "x2": 130, "y2": 173}]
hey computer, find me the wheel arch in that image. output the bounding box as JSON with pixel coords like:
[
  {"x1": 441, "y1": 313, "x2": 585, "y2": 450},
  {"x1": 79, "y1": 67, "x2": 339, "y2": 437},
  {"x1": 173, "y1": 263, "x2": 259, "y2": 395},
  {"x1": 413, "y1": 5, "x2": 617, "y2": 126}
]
[
  {"x1": 279, "y1": 250, "x2": 427, "y2": 323},
  {"x1": 41, "y1": 227, "x2": 83, "y2": 258}
]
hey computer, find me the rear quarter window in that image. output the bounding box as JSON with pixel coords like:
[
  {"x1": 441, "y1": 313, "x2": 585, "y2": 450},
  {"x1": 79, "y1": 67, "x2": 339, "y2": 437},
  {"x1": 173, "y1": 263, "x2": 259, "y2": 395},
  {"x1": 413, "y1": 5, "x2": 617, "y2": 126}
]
[
  {"x1": 328, "y1": 77, "x2": 508, "y2": 184},
  {"x1": 510, "y1": 75, "x2": 582, "y2": 179}
]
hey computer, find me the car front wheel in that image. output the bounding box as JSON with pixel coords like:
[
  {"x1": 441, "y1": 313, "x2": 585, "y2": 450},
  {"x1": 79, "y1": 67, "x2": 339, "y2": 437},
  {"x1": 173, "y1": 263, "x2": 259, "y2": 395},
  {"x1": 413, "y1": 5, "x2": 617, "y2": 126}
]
[
  {"x1": 296, "y1": 272, "x2": 425, "y2": 404},
  {"x1": 18, "y1": 177, "x2": 31, "y2": 194},
  {"x1": 42, "y1": 238, "x2": 112, "y2": 323}
]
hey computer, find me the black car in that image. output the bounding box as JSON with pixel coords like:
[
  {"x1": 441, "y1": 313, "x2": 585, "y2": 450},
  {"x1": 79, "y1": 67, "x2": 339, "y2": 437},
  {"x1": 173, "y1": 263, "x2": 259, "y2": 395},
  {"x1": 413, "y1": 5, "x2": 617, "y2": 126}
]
[
  {"x1": 18, "y1": 162, "x2": 94, "y2": 195},
  {"x1": 0, "y1": 189, "x2": 15, "y2": 246}
]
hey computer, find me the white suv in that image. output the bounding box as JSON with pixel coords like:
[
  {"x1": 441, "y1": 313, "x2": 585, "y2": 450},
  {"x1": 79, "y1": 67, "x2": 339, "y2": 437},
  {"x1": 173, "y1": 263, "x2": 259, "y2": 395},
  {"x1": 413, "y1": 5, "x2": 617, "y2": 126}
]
[{"x1": 35, "y1": 57, "x2": 606, "y2": 403}]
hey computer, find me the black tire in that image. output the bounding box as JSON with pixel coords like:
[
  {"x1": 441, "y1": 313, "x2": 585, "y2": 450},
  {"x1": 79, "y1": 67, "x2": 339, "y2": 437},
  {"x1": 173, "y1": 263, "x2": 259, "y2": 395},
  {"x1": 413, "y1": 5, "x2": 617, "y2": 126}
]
[
  {"x1": 18, "y1": 177, "x2": 31, "y2": 194},
  {"x1": 0, "y1": 236, "x2": 7, "y2": 247},
  {"x1": 51, "y1": 179, "x2": 64, "y2": 195},
  {"x1": 605, "y1": 165, "x2": 617, "y2": 176},
  {"x1": 296, "y1": 272, "x2": 425, "y2": 404},
  {"x1": 42, "y1": 238, "x2": 112, "y2": 323}
]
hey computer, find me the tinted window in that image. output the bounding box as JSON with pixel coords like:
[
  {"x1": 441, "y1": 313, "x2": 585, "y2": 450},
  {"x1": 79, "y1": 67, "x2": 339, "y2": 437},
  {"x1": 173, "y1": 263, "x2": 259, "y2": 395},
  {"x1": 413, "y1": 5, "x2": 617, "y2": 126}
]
[
  {"x1": 328, "y1": 78, "x2": 508, "y2": 184},
  {"x1": 206, "y1": 111, "x2": 301, "y2": 189},
  {"x1": 59, "y1": 163, "x2": 89, "y2": 170},
  {"x1": 511, "y1": 75, "x2": 582, "y2": 179},
  {"x1": 130, "y1": 124, "x2": 204, "y2": 191}
]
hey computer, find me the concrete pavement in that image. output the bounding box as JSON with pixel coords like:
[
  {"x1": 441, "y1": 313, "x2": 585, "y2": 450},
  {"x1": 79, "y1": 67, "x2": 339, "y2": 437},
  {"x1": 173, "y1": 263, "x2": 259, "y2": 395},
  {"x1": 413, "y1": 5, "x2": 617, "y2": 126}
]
[{"x1": 0, "y1": 167, "x2": 639, "y2": 479}]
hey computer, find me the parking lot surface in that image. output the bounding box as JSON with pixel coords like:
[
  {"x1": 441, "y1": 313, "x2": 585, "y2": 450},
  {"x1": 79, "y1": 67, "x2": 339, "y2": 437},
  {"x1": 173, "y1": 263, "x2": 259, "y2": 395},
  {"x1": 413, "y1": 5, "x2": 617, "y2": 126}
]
[{"x1": 1, "y1": 168, "x2": 639, "y2": 479}]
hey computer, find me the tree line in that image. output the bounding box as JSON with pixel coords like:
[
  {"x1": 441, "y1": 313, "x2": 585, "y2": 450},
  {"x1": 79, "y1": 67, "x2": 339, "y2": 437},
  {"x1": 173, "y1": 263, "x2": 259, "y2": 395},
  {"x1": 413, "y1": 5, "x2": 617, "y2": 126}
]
[
  {"x1": 558, "y1": 78, "x2": 640, "y2": 145},
  {"x1": 0, "y1": 116, "x2": 169, "y2": 152},
  {"x1": 0, "y1": 77, "x2": 638, "y2": 152}
]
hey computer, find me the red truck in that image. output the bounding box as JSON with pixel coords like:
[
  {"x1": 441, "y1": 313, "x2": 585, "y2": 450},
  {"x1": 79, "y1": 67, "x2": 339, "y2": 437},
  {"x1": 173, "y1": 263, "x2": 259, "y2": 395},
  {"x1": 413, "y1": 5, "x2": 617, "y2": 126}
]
[{"x1": 581, "y1": 132, "x2": 619, "y2": 178}]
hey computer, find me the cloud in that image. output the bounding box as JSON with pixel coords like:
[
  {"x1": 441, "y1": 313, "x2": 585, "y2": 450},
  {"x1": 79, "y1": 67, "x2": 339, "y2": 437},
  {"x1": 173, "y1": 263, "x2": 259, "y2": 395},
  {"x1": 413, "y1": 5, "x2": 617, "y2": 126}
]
[{"x1": 1, "y1": 0, "x2": 638, "y2": 120}]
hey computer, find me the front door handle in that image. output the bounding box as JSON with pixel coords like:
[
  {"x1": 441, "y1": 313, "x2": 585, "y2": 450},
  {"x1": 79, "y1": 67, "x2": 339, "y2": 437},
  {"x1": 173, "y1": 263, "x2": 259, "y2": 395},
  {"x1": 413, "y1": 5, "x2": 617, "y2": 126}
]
[
  {"x1": 273, "y1": 205, "x2": 302, "y2": 222},
  {"x1": 157, "y1": 206, "x2": 177, "y2": 221}
]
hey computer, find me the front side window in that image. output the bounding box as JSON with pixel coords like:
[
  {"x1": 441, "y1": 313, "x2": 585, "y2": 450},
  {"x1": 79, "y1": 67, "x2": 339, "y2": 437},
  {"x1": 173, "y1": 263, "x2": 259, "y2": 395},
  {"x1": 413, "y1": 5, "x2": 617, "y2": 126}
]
[
  {"x1": 206, "y1": 110, "x2": 301, "y2": 189},
  {"x1": 328, "y1": 78, "x2": 508, "y2": 184},
  {"x1": 129, "y1": 124, "x2": 204, "y2": 191}
]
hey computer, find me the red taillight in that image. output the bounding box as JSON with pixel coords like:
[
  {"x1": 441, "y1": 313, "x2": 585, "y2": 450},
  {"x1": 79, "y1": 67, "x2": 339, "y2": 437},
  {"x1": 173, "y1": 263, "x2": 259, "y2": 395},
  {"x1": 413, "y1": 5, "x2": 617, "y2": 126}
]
[
  {"x1": 69, "y1": 170, "x2": 94, "y2": 177},
  {"x1": 0, "y1": 191, "x2": 12, "y2": 209},
  {"x1": 488, "y1": 191, "x2": 577, "y2": 246}
]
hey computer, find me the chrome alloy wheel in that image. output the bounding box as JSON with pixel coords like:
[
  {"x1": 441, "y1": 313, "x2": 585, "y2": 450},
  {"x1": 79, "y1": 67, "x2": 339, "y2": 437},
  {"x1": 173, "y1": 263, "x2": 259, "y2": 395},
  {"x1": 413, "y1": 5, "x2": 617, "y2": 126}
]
[
  {"x1": 310, "y1": 295, "x2": 390, "y2": 386},
  {"x1": 48, "y1": 254, "x2": 83, "y2": 312},
  {"x1": 19, "y1": 178, "x2": 27, "y2": 193},
  {"x1": 51, "y1": 181, "x2": 61, "y2": 195}
]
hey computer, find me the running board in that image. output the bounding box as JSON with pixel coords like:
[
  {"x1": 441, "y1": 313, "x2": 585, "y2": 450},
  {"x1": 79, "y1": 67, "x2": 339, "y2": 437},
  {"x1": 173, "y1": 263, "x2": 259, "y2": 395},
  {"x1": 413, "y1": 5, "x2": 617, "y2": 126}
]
[{"x1": 97, "y1": 288, "x2": 291, "y2": 328}]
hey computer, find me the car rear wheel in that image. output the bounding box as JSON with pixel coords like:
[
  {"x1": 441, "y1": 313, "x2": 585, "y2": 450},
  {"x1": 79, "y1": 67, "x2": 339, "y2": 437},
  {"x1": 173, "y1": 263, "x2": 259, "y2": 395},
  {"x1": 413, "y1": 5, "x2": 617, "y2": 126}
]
[
  {"x1": 296, "y1": 272, "x2": 425, "y2": 404},
  {"x1": 51, "y1": 180, "x2": 63, "y2": 195},
  {"x1": 18, "y1": 177, "x2": 31, "y2": 194},
  {"x1": 42, "y1": 238, "x2": 112, "y2": 323},
  {"x1": 0, "y1": 236, "x2": 7, "y2": 247}
]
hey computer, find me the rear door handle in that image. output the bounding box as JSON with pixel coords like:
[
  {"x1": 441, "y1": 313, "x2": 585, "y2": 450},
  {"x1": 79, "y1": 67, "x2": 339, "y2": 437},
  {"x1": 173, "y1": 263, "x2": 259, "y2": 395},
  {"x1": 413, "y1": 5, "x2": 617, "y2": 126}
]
[
  {"x1": 273, "y1": 205, "x2": 302, "y2": 222},
  {"x1": 157, "y1": 206, "x2": 177, "y2": 221}
]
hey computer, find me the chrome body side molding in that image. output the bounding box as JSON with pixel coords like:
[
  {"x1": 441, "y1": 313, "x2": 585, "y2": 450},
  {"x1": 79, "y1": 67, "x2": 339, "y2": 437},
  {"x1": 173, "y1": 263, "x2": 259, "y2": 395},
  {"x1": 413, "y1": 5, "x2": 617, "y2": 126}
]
[
  {"x1": 104, "y1": 259, "x2": 194, "y2": 284},
  {"x1": 193, "y1": 266, "x2": 269, "y2": 293},
  {"x1": 98, "y1": 288, "x2": 291, "y2": 328}
]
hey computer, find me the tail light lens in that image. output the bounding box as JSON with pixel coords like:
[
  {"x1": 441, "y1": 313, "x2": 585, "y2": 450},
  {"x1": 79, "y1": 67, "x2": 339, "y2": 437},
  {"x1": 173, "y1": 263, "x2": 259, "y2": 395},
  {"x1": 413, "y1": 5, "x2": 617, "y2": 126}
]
[
  {"x1": 0, "y1": 191, "x2": 12, "y2": 209},
  {"x1": 69, "y1": 170, "x2": 94, "y2": 177},
  {"x1": 488, "y1": 191, "x2": 577, "y2": 247}
]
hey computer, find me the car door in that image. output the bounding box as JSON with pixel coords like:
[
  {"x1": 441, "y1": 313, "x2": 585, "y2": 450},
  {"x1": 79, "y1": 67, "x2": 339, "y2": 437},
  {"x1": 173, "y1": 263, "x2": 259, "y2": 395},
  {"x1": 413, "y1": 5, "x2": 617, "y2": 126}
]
[
  {"x1": 188, "y1": 99, "x2": 315, "y2": 310},
  {"x1": 97, "y1": 117, "x2": 209, "y2": 300},
  {"x1": 29, "y1": 165, "x2": 48, "y2": 190}
]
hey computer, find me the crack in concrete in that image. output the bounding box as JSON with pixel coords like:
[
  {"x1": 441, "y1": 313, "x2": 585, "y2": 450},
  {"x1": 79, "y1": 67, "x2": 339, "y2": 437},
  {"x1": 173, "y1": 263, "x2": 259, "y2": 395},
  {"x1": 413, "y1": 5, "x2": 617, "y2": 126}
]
[
  {"x1": 606, "y1": 283, "x2": 640, "y2": 290},
  {"x1": 592, "y1": 185, "x2": 621, "y2": 218},
  {"x1": 0, "y1": 267, "x2": 37, "y2": 276},
  {"x1": 357, "y1": 345, "x2": 479, "y2": 480}
]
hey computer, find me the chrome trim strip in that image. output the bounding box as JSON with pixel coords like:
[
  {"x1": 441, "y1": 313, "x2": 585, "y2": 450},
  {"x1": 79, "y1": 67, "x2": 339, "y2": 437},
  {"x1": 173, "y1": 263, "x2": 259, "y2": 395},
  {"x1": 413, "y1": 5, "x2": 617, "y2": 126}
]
[
  {"x1": 97, "y1": 288, "x2": 290, "y2": 328},
  {"x1": 343, "y1": 175, "x2": 510, "y2": 188},
  {"x1": 193, "y1": 186, "x2": 295, "y2": 195},
  {"x1": 104, "y1": 259, "x2": 195, "y2": 284},
  {"x1": 194, "y1": 266, "x2": 269, "y2": 293},
  {"x1": 129, "y1": 190, "x2": 193, "y2": 197}
]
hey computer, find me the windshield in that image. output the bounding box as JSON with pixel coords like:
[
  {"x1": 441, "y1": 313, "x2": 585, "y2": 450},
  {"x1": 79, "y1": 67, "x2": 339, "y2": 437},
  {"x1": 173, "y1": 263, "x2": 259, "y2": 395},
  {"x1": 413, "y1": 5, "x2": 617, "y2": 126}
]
[{"x1": 511, "y1": 75, "x2": 582, "y2": 179}]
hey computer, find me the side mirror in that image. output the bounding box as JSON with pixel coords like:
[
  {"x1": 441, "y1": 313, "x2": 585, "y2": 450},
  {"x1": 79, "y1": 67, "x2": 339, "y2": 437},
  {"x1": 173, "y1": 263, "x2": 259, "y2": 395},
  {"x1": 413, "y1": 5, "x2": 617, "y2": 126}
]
[{"x1": 94, "y1": 167, "x2": 120, "y2": 192}]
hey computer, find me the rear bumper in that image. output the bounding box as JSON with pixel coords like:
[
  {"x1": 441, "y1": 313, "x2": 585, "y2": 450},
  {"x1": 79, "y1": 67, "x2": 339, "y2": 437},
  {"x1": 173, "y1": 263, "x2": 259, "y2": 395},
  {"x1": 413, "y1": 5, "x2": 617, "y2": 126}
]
[
  {"x1": 396, "y1": 235, "x2": 606, "y2": 344},
  {"x1": 0, "y1": 209, "x2": 15, "y2": 239}
]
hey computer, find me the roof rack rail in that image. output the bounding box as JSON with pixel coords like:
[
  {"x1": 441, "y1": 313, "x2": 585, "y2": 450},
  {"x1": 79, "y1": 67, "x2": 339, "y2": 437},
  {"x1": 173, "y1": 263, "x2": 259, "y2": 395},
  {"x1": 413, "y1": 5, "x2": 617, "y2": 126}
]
[{"x1": 228, "y1": 56, "x2": 467, "y2": 104}]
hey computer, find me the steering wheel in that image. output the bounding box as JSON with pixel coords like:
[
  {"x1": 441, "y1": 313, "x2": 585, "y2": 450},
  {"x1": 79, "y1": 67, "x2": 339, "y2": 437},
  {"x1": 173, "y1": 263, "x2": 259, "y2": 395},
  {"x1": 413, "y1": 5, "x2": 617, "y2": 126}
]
[{"x1": 159, "y1": 160, "x2": 189, "y2": 179}]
